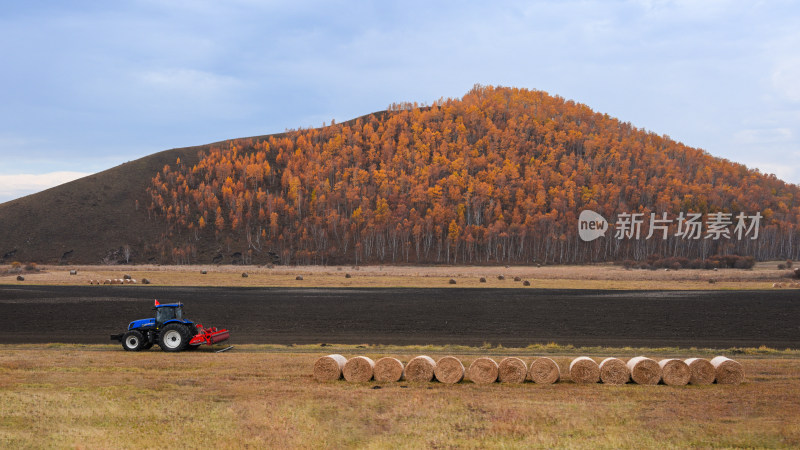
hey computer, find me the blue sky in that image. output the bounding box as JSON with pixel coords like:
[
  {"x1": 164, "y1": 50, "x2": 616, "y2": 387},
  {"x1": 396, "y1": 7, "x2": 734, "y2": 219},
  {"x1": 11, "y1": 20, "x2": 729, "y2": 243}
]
[{"x1": 1, "y1": 0, "x2": 799, "y2": 202}]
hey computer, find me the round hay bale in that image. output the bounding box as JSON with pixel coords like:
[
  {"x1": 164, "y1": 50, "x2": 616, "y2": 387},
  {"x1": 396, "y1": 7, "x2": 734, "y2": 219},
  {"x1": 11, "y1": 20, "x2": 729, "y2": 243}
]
[
  {"x1": 479, "y1": 277, "x2": 486, "y2": 283},
  {"x1": 448, "y1": 279, "x2": 457, "y2": 284},
  {"x1": 69, "y1": 270, "x2": 77, "y2": 275},
  {"x1": 345, "y1": 273, "x2": 351, "y2": 278},
  {"x1": 569, "y1": 357, "x2": 600, "y2": 384},
  {"x1": 123, "y1": 274, "x2": 132, "y2": 280},
  {"x1": 201, "y1": 270, "x2": 207, "y2": 274},
  {"x1": 373, "y1": 357, "x2": 404, "y2": 382},
  {"x1": 313, "y1": 354, "x2": 347, "y2": 381},
  {"x1": 241, "y1": 272, "x2": 248, "y2": 278},
  {"x1": 659, "y1": 359, "x2": 691, "y2": 386},
  {"x1": 404, "y1": 355, "x2": 436, "y2": 382},
  {"x1": 522, "y1": 280, "x2": 531, "y2": 286},
  {"x1": 343, "y1": 356, "x2": 375, "y2": 382},
  {"x1": 528, "y1": 357, "x2": 560, "y2": 384},
  {"x1": 142, "y1": 278, "x2": 151, "y2": 284},
  {"x1": 599, "y1": 357, "x2": 630, "y2": 385},
  {"x1": 468, "y1": 357, "x2": 499, "y2": 384},
  {"x1": 497, "y1": 357, "x2": 527, "y2": 383},
  {"x1": 296, "y1": 275, "x2": 304, "y2": 280},
  {"x1": 16, "y1": 275, "x2": 24, "y2": 281},
  {"x1": 710, "y1": 356, "x2": 744, "y2": 385},
  {"x1": 684, "y1": 358, "x2": 715, "y2": 385},
  {"x1": 434, "y1": 356, "x2": 465, "y2": 384},
  {"x1": 627, "y1": 356, "x2": 661, "y2": 385},
  {"x1": 513, "y1": 276, "x2": 521, "y2": 282},
  {"x1": 497, "y1": 275, "x2": 505, "y2": 280}
]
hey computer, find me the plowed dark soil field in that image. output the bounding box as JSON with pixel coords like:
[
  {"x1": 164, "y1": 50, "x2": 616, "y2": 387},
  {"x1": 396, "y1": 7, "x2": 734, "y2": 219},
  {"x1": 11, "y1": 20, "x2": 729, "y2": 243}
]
[{"x1": 1, "y1": 286, "x2": 798, "y2": 348}]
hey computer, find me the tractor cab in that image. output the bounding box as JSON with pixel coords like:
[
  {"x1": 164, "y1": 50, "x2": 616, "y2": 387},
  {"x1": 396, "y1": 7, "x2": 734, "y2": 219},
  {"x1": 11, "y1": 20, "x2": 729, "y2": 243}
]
[{"x1": 154, "y1": 302, "x2": 187, "y2": 326}]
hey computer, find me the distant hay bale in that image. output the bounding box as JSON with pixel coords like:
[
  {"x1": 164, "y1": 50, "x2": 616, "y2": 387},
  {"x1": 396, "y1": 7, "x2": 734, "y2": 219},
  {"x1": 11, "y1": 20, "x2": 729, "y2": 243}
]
[
  {"x1": 710, "y1": 356, "x2": 744, "y2": 385},
  {"x1": 659, "y1": 359, "x2": 691, "y2": 386},
  {"x1": 296, "y1": 275, "x2": 304, "y2": 280},
  {"x1": 497, "y1": 357, "x2": 527, "y2": 383},
  {"x1": 343, "y1": 356, "x2": 375, "y2": 382},
  {"x1": 345, "y1": 273, "x2": 351, "y2": 278},
  {"x1": 522, "y1": 280, "x2": 531, "y2": 286},
  {"x1": 123, "y1": 274, "x2": 132, "y2": 280},
  {"x1": 434, "y1": 356, "x2": 465, "y2": 384},
  {"x1": 373, "y1": 357, "x2": 404, "y2": 382},
  {"x1": 513, "y1": 276, "x2": 521, "y2": 282},
  {"x1": 201, "y1": 270, "x2": 207, "y2": 274},
  {"x1": 142, "y1": 278, "x2": 151, "y2": 284},
  {"x1": 528, "y1": 357, "x2": 560, "y2": 384},
  {"x1": 497, "y1": 275, "x2": 505, "y2": 280},
  {"x1": 569, "y1": 357, "x2": 600, "y2": 384},
  {"x1": 16, "y1": 275, "x2": 24, "y2": 281},
  {"x1": 684, "y1": 358, "x2": 715, "y2": 385},
  {"x1": 468, "y1": 357, "x2": 499, "y2": 384},
  {"x1": 241, "y1": 273, "x2": 248, "y2": 278},
  {"x1": 404, "y1": 356, "x2": 436, "y2": 382},
  {"x1": 313, "y1": 354, "x2": 347, "y2": 381},
  {"x1": 599, "y1": 357, "x2": 630, "y2": 385},
  {"x1": 448, "y1": 279, "x2": 457, "y2": 284},
  {"x1": 627, "y1": 356, "x2": 661, "y2": 385},
  {"x1": 69, "y1": 270, "x2": 77, "y2": 275},
  {"x1": 479, "y1": 277, "x2": 486, "y2": 283}
]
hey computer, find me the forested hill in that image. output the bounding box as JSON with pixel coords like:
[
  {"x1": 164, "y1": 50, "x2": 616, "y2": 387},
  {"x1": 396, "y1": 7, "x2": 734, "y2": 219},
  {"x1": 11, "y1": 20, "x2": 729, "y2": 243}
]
[
  {"x1": 147, "y1": 85, "x2": 800, "y2": 265},
  {"x1": 2, "y1": 85, "x2": 798, "y2": 265}
]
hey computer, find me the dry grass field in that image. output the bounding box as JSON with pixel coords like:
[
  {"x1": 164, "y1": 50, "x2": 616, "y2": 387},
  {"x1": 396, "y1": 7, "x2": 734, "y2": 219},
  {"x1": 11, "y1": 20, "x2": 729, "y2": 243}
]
[
  {"x1": 2, "y1": 261, "x2": 798, "y2": 290},
  {"x1": 1, "y1": 345, "x2": 799, "y2": 448}
]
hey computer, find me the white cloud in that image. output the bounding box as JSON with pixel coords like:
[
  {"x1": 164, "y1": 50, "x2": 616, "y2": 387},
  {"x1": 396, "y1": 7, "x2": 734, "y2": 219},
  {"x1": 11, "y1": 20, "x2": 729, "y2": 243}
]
[
  {"x1": 772, "y1": 57, "x2": 800, "y2": 103},
  {"x1": 733, "y1": 128, "x2": 793, "y2": 144},
  {"x1": 138, "y1": 68, "x2": 243, "y2": 95},
  {"x1": 0, "y1": 171, "x2": 91, "y2": 203}
]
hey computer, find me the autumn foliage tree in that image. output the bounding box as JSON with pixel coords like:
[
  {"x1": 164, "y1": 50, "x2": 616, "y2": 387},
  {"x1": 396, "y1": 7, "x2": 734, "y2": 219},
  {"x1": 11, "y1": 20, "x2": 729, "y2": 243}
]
[{"x1": 148, "y1": 85, "x2": 800, "y2": 264}]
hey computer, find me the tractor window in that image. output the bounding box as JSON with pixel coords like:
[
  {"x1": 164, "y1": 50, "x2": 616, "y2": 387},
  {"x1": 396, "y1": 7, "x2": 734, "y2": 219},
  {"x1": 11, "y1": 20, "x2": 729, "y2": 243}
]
[{"x1": 156, "y1": 307, "x2": 178, "y2": 323}]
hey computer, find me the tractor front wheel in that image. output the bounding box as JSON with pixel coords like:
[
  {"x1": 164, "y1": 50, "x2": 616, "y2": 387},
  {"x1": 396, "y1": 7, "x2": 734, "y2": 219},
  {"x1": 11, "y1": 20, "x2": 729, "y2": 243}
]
[
  {"x1": 122, "y1": 330, "x2": 145, "y2": 351},
  {"x1": 159, "y1": 324, "x2": 190, "y2": 352}
]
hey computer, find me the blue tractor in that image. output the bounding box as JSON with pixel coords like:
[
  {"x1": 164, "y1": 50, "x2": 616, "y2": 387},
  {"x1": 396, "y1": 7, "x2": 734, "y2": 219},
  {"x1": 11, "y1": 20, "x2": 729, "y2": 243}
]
[{"x1": 111, "y1": 300, "x2": 230, "y2": 352}]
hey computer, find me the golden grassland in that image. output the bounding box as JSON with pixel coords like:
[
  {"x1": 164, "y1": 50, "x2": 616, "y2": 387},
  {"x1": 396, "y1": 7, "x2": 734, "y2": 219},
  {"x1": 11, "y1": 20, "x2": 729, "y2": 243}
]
[
  {"x1": 1, "y1": 344, "x2": 799, "y2": 448},
  {"x1": 2, "y1": 261, "x2": 799, "y2": 290}
]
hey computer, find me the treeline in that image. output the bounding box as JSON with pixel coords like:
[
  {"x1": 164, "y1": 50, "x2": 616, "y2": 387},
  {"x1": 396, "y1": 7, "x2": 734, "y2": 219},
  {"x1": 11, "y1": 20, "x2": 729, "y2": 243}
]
[{"x1": 147, "y1": 85, "x2": 800, "y2": 265}]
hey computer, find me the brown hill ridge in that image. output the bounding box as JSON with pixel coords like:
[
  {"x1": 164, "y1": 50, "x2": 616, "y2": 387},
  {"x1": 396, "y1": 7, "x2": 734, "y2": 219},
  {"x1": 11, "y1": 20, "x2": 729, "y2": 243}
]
[{"x1": 2, "y1": 85, "x2": 799, "y2": 265}]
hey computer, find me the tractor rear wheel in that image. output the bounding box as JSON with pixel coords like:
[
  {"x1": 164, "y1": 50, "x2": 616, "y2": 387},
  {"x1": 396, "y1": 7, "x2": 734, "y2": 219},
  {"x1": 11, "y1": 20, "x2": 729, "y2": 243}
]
[
  {"x1": 159, "y1": 324, "x2": 190, "y2": 352},
  {"x1": 122, "y1": 330, "x2": 145, "y2": 351}
]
